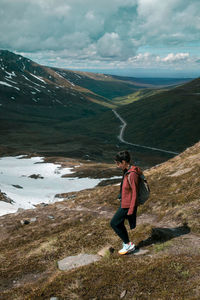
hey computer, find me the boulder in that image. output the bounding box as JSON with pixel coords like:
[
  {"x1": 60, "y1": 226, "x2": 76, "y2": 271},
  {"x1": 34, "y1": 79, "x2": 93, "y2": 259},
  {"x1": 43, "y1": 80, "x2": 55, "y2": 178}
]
[{"x1": 58, "y1": 254, "x2": 101, "y2": 271}]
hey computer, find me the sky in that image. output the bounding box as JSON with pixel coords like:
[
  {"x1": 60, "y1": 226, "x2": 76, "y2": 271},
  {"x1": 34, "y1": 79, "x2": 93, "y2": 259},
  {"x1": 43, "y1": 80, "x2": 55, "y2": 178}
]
[{"x1": 0, "y1": 0, "x2": 200, "y2": 77}]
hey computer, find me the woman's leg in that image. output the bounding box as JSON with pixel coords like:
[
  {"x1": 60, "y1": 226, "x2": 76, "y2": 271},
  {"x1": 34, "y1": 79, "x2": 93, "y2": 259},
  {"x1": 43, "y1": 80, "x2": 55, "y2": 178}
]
[{"x1": 110, "y1": 206, "x2": 129, "y2": 244}]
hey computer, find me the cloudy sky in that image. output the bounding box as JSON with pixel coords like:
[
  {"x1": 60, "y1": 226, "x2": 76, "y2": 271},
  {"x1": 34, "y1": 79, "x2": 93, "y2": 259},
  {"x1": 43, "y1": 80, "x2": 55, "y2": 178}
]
[{"x1": 0, "y1": 0, "x2": 200, "y2": 77}]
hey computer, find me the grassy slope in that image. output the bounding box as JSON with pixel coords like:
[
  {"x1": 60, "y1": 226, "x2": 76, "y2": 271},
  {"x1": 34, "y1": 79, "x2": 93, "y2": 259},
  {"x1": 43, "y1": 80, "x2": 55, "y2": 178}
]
[
  {"x1": 111, "y1": 88, "x2": 168, "y2": 106},
  {"x1": 52, "y1": 68, "x2": 159, "y2": 100},
  {"x1": 116, "y1": 78, "x2": 200, "y2": 152},
  {"x1": 0, "y1": 142, "x2": 199, "y2": 299}
]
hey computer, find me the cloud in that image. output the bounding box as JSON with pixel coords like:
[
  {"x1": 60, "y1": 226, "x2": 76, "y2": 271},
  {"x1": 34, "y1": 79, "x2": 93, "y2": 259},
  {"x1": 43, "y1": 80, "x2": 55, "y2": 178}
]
[
  {"x1": 162, "y1": 53, "x2": 190, "y2": 63},
  {"x1": 0, "y1": 0, "x2": 199, "y2": 73}
]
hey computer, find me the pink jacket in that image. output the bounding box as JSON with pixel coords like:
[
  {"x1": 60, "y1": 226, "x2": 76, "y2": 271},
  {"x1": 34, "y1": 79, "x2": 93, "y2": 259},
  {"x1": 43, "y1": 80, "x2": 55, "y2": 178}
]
[{"x1": 121, "y1": 166, "x2": 141, "y2": 215}]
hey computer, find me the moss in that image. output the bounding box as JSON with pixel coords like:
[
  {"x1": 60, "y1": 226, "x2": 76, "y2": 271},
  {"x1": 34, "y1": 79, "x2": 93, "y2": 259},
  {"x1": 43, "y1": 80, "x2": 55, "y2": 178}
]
[
  {"x1": 153, "y1": 240, "x2": 173, "y2": 253},
  {"x1": 6, "y1": 254, "x2": 197, "y2": 300}
]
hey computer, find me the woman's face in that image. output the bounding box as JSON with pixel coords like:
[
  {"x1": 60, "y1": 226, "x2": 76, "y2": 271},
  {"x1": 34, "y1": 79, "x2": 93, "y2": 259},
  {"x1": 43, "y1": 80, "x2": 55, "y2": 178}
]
[{"x1": 115, "y1": 160, "x2": 128, "y2": 170}]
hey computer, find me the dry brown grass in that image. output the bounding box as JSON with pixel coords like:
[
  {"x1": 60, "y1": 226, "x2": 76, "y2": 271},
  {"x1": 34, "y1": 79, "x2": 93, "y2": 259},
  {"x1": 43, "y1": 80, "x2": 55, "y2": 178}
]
[{"x1": 0, "y1": 142, "x2": 200, "y2": 299}]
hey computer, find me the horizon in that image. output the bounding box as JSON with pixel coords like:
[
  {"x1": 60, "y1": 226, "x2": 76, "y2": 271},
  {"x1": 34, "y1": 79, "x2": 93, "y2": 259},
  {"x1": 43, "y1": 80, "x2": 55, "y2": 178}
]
[{"x1": 0, "y1": 1, "x2": 200, "y2": 78}]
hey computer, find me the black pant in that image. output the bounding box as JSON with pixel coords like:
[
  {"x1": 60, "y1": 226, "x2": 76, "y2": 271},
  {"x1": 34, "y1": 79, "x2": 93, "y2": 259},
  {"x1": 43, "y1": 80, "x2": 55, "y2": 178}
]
[{"x1": 110, "y1": 205, "x2": 137, "y2": 244}]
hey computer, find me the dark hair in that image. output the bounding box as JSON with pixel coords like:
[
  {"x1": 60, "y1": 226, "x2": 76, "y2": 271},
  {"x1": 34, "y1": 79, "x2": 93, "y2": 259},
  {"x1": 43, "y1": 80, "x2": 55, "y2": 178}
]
[{"x1": 115, "y1": 150, "x2": 131, "y2": 163}]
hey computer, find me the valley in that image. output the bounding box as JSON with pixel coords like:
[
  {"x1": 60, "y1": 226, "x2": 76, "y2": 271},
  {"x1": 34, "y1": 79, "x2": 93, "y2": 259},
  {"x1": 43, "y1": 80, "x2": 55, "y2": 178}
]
[
  {"x1": 0, "y1": 50, "x2": 199, "y2": 300},
  {"x1": 1, "y1": 50, "x2": 199, "y2": 167}
]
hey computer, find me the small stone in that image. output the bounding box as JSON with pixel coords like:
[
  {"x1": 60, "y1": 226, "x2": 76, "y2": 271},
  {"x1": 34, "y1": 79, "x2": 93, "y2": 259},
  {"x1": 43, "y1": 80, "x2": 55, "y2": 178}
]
[
  {"x1": 98, "y1": 246, "x2": 115, "y2": 257},
  {"x1": 20, "y1": 220, "x2": 30, "y2": 225},
  {"x1": 29, "y1": 174, "x2": 44, "y2": 179},
  {"x1": 17, "y1": 208, "x2": 25, "y2": 213},
  {"x1": 50, "y1": 297, "x2": 59, "y2": 300},
  {"x1": 40, "y1": 203, "x2": 48, "y2": 207},
  {"x1": 120, "y1": 290, "x2": 127, "y2": 298},
  {"x1": 48, "y1": 215, "x2": 54, "y2": 220},
  {"x1": 12, "y1": 184, "x2": 23, "y2": 189}
]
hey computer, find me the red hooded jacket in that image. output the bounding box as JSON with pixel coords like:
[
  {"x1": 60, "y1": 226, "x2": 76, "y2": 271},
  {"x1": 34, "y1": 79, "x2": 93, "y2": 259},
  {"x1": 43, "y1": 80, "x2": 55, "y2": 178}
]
[{"x1": 121, "y1": 166, "x2": 142, "y2": 215}]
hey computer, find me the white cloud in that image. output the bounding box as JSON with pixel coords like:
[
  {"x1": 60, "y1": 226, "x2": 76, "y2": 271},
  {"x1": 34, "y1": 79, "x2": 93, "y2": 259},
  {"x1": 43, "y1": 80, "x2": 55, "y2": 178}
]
[
  {"x1": 0, "y1": 0, "x2": 199, "y2": 73},
  {"x1": 97, "y1": 33, "x2": 123, "y2": 58},
  {"x1": 162, "y1": 53, "x2": 190, "y2": 63}
]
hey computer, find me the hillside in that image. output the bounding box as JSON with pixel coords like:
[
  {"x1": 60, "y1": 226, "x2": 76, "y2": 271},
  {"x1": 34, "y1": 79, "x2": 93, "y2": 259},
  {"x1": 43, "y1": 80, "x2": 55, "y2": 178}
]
[
  {"x1": 0, "y1": 142, "x2": 199, "y2": 299},
  {"x1": 0, "y1": 50, "x2": 119, "y2": 161},
  {"x1": 53, "y1": 68, "x2": 189, "y2": 100},
  {"x1": 116, "y1": 78, "x2": 200, "y2": 152},
  {"x1": 0, "y1": 50, "x2": 179, "y2": 165},
  {"x1": 0, "y1": 50, "x2": 199, "y2": 165}
]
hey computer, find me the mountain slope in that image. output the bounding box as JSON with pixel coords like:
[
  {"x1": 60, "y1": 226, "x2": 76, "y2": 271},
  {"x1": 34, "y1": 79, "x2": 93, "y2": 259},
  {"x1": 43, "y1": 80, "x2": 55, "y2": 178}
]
[
  {"x1": 0, "y1": 50, "x2": 111, "y2": 109},
  {"x1": 0, "y1": 50, "x2": 199, "y2": 164},
  {"x1": 0, "y1": 142, "x2": 199, "y2": 299},
  {"x1": 116, "y1": 78, "x2": 200, "y2": 152},
  {"x1": 53, "y1": 68, "x2": 189, "y2": 100},
  {"x1": 0, "y1": 50, "x2": 120, "y2": 160}
]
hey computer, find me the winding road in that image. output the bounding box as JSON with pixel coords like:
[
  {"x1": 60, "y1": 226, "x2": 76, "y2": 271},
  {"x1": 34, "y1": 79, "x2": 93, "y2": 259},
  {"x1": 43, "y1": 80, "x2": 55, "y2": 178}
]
[{"x1": 112, "y1": 109, "x2": 179, "y2": 155}]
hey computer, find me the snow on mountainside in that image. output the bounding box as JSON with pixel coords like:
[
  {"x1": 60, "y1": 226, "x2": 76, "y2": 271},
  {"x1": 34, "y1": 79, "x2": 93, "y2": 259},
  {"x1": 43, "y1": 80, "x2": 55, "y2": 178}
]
[
  {"x1": 0, "y1": 50, "x2": 110, "y2": 107},
  {"x1": 0, "y1": 50, "x2": 114, "y2": 160}
]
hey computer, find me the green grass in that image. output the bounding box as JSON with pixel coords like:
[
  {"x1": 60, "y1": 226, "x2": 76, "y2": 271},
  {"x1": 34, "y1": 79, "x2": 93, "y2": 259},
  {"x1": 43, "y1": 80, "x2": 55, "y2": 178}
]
[
  {"x1": 111, "y1": 88, "x2": 167, "y2": 106},
  {"x1": 153, "y1": 240, "x2": 172, "y2": 253},
  {"x1": 117, "y1": 80, "x2": 200, "y2": 152}
]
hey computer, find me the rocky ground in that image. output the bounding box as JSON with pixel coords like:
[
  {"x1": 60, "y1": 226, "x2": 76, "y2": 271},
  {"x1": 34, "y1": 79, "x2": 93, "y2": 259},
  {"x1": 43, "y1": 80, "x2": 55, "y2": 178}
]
[{"x1": 0, "y1": 142, "x2": 200, "y2": 299}]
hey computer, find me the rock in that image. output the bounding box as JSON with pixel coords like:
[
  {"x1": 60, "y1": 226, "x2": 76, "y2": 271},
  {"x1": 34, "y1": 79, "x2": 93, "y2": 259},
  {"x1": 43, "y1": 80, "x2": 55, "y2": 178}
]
[
  {"x1": 120, "y1": 290, "x2": 127, "y2": 299},
  {"x1": 58, "y1": 254, "x2": 101, "y2": 271},
  {"x1": 50, "y1": 297, "x2": 59, "y2": 300},
  {"x1": 29, "y1": 174, "x2": 44, "y2": 179},
  {"x1": 48, "y1": 215, "x2": 54, "y2": 220},
  {"x1": 98, "y1": 246, "x2": 115, "y2": 257},
  {"x1": 20, "y1": 220, "x2": 30, "y2": 225},
  {"x1": 40, "y1": 203, "x2": 48, "y2": 207},
  {"x1": 17, "y1": 208, "x2": 25, "y2": 213},
  {"x1": 0, "y1": 190, "x2": 14, "y2": 204},
  {"x1": 12, "y1": 184, "x2": 23, "y2": 189}
]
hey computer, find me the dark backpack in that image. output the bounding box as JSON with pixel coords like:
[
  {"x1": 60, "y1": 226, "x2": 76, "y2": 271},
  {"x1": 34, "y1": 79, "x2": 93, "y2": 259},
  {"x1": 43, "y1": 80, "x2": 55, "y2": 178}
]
[{"x1": 128, "y1": 171, "x2": 150, "y2": 205}]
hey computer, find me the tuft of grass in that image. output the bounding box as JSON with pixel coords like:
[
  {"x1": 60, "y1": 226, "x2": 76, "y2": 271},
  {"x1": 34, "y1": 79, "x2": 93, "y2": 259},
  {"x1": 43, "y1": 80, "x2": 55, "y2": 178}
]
[{"x1": 153, "y1": 240, "x2": 172, "y2": 253}]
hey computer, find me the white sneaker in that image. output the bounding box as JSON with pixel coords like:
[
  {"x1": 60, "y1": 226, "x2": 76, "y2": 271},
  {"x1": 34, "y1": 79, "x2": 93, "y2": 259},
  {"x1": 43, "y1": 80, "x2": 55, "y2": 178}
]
[{"x1": 118, "y1": 242, "x2": 135, "y2": 255}]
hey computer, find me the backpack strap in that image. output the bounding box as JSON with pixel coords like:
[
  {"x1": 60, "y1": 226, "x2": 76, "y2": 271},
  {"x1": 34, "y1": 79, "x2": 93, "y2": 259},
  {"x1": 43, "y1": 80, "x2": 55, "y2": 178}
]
[{"x1": 127, "y1": 171, "x2": 140, "y2": 187}]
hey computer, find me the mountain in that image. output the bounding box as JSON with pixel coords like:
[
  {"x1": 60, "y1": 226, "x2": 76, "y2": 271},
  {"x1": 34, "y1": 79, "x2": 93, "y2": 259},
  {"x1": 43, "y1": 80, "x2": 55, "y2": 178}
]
[
  {"x1": 0, "y1": 50, "x2": 199, "y2": 164},
  {"x1": 53, "y1": 68, "x2": 189, "y2": 99},
  {"x1": 0, "y1": 50, "x2": 118, "y2": 161},
  {"x1": 0, "y1": 141, "x2": 199, "y2": 299},
  {"x1": 116, "y1": 77, "x2": 200, "y2": 152}
]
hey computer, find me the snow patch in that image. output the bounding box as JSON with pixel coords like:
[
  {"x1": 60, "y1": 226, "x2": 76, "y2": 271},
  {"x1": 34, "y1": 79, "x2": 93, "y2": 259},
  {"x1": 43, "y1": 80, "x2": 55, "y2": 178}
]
[
  {"x1": 0, "y1": 156, "x2": 103, "y2": 216},
  {"x1": 30, "y1": 73, "x2": 46, "y2": 84},
  {"x1": 0, "y1": 81, "x2": 20, "y2": 91},
  {"x1": 22, "y1": 75, "x2": 45, "y2": 88},
  {"x1": 5, "y1": 71, "x2": 16, "y2": 78},
  {"x1": 67, "y1": 79, "x2": 75, "y2": 86},
  {"x1": 5, "y1": 78, "x2": 18, "y2": 85},
  {"x1": 56, "y1": 72, "x2": 65, "y2": 79}
]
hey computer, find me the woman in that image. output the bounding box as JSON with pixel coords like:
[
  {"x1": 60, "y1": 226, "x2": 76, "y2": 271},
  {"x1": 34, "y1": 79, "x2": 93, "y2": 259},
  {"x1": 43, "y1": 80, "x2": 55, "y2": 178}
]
[{"x1": 110, "y1": 150, "x2": 141, "y2": 255}]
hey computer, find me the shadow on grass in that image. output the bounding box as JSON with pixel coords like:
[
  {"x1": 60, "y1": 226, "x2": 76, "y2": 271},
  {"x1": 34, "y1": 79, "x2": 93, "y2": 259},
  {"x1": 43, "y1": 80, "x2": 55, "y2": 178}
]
[{"x1": 136, "y1": 223, "x2": 191, "y2": 249}]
